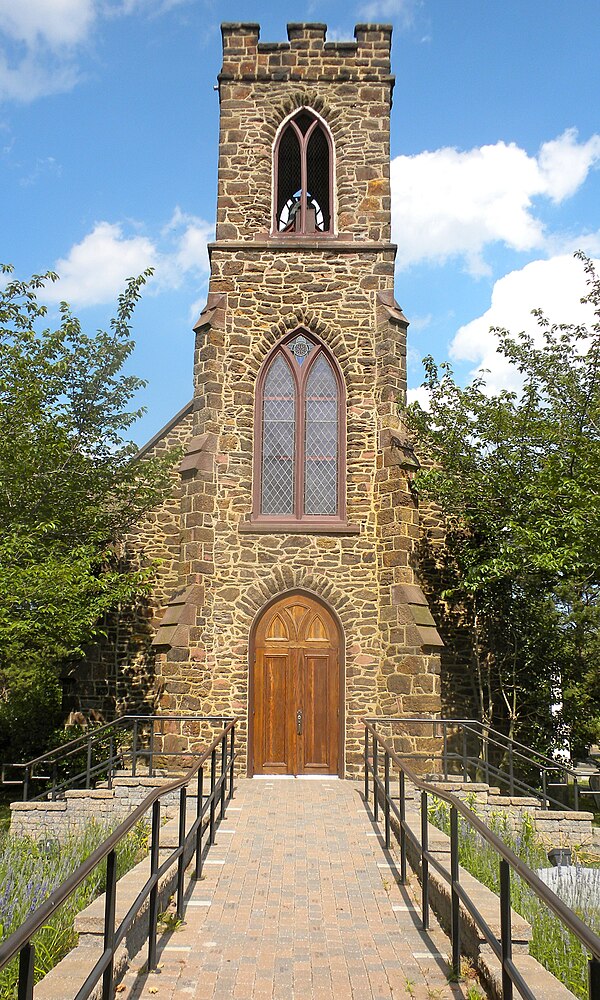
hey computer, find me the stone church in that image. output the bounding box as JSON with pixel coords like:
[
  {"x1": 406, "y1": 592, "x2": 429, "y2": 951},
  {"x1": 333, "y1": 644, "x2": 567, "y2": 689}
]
[{"x1": 81, "y1": 22, "x2": 445, "y2": 776}]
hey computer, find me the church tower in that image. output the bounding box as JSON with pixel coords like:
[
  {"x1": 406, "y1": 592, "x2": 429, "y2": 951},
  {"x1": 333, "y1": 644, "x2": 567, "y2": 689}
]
[{"x1": 149, "y1": 22, "x2": 443, "y2": 775}]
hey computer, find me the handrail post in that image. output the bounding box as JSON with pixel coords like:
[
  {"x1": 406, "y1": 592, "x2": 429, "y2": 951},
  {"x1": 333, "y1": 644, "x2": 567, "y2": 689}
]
[
  {"x1": 589, "y1": 957, "x2": 600, "y2": 1000},
  {"x1": 101, "y1": 849, "x2": 117, "y2": 1000},
  {"x1": 86, "y1": 737, "x2": 92, "y2": 789},
  {"x1": 148, "y1": 799, "x2": 161, "y2": 971},
  {"x1": 18, "y1": 941, "x2": 35, "y2": 1000},
  {"x1": 176, "y1": 786, "x2": 187, "y2": 921},
  {"x1": 500, "y1": 858, "x2": 513, "y2": 1000},
  {"x1": 421, "y1": 789, "x2": 429, "y2": 930},
  {"x1": 443, "y1": 722, "x2": 448, "y2": 781},
  {"x1": 461, "y1": 728, "x2": 468, "y2": 781},
  {"x1": 220, "y1": 734, "x2": 227, "y2": 820},
  {"x1": 108, "y1": 733, "x2": 114, "y2": 789},
  {"x1": 149, "y1": 723, "x2": 155, "y2": 778},
  {"x1": 574, "y1": 775, "x2": 580, "y2": 812},
  {"x1": 51, "y1": 760, "x2": 58, "y2": 801},
  {"x1": 541, "y1": 769, "x2": 548, "y2": 809},
  {"x1": 373, "y1": 732, "x2": 379, "y2": 822},
  {"x1": 364, "y1": 726, "x2": 369, "y2": 803},
  {"x1": 509, "y1": 741, "x2": 514, "y2": 796},
  {"x1": 384, "y1": 751, "x2": 391, "y2": 851},
  {"x1": 132, "y1": 719, "x2": 138, "y2": 777},
  {"x1": 399, "y1": 770, "x2": 407, "y2": 884},
  {"x1": 229, "y1": 724, "x2": 235, "y2": 800},
  {"x1": 209, "y1": 747, "x2": 217, "y2": 845},
  {"x1": 23, "y1": 765, "x2": 30, "y2": 802},
  {"x1": 450, "y1": 805, "x2": 461, "y2": 977},
  {"x1": 195, "y1": 765, "x2": 205, "y2": 880},
  {"x1": 483, "y1": 724, "x2": 490, "y2": 785}
]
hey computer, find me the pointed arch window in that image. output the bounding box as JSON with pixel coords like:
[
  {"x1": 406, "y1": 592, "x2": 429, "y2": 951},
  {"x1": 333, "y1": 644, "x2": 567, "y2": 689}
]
[
  {"x1": 255, "y1": 332, "x2": 345, "y2": 523},
  {"x1": 274, "y1": 109, "x2": 333, "y2": 235}
]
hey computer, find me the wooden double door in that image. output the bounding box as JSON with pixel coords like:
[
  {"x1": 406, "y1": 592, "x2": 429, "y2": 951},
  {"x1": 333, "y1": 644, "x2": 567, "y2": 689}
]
[{"x1": 251, "y1": 594, "x2": 341, "y2": 775}]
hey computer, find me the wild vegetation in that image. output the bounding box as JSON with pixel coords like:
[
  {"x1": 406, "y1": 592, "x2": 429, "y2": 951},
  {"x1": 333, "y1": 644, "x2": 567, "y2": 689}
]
[
  {"x1": 0, "y1": 819, "x2": 148, "y2": 998},
  {"x1": 406, "y1": 253, "x2": 600, "y2": 758},
  {"x1": 428, "y1": 796, "x2": 599, "y2": 998},
  {"x1": 0, "y1": 267, "x2": 177, "y2": 765}
]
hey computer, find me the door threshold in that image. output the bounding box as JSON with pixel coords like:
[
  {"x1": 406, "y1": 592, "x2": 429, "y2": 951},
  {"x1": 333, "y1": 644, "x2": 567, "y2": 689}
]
[{"x1": 252, "y1": 774, "x2": 341, "y2": 780}]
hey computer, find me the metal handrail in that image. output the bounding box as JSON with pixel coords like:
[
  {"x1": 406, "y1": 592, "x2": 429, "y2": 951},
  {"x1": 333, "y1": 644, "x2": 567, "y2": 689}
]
[
  {"x1": 363, "y1": 719, "x2": 600, "y2": 1000},
  {"x1": 0, "y1": 718, "x2": 238, "y2": 1000},
  {"x1": 364, "y1": 716, "x2": 582, "y2": 776},
  {"x1": 364, "y1": 716, "x2": 587, "y2": 811},
  {"x1": 1, "y1": 714, "x2": 235, "y2": 801}
]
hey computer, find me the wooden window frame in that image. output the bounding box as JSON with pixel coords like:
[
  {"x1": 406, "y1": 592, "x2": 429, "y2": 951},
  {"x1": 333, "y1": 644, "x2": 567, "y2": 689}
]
[
  {"x1": 251, "y1": 331, "x2": 347, "y2": 528},
  {"x1": 272, "y1": 108, "x2": 335, "y2": 237}
]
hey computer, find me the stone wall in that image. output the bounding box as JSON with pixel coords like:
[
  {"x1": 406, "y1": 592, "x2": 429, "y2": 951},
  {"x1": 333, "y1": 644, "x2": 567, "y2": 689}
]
[
  {"x1": 10, "y1": 776, "x2": 181, "y2": 841},
  {"x1": 72, "y1": 405, "x2": 194, "y2": 717},
  {"x1": 216, "y1": 22, "x2": 393, "y2": 243},
  {"x1": 81, "y1": 22, "x2": 444, "y2": 775},
  {"x1": 423, "y1": 779, "x2": 599, "y2": 852}
]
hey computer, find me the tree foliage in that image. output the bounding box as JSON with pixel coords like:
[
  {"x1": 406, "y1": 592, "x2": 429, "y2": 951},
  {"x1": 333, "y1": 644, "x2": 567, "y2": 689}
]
[
  {"x1": 406, "y1": 252, "x2": 600, "y2": 757},
  {"x1": 0, "y1": 266, "x2": 176, "y2": 760}
]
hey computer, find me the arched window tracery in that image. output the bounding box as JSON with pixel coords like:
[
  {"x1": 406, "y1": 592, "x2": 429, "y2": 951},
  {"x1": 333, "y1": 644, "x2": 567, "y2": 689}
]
[
  {"x1": 255, "y1": 332, "x2": 345, "y2": 522},
  {"x1": 273, "y1": 109, "x2": 333, "y2": 235}
]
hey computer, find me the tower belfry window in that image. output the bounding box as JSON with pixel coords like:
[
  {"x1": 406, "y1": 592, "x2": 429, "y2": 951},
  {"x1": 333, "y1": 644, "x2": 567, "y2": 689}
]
[{"x1": 274, "y1": 110, "x2": 333, "y2": 235}]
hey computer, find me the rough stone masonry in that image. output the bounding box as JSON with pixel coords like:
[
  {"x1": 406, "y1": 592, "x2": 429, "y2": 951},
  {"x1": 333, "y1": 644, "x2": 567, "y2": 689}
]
[{"x1": 78, "y1": 22, "x2": 445, "y2": 776}]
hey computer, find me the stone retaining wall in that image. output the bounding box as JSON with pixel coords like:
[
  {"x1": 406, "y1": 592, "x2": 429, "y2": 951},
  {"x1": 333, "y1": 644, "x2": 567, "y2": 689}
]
[
  {"x1": 423, "y1": 779, "x2": 598, "y2": 851},
  {"x1": 10, "y1": 777, "x2": 181, "y2": 842}
]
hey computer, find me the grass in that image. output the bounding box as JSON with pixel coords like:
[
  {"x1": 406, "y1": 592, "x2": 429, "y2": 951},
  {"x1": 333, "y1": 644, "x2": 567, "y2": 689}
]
[
  {"x1": 0, "y1": 819, "x2": 148, "y2": 999},
  {"x1": 0, "y1": 804, "x2": 10, "y2": 834},
  {"x1": 428, "y1": 796, "x2": 600, "y2": 999}
]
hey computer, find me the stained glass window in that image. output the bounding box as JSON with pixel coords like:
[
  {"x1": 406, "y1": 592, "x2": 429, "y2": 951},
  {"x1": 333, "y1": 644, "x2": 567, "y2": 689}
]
[
  {"x1": 258, "y1": 335, "x2": 343, "y2": 521},
  {"x1": 261, "y1": 355, "x2": 295, "y2": 515},
  {"x1": 304, "y1": 355, "x2": 338, "y2": 515}
]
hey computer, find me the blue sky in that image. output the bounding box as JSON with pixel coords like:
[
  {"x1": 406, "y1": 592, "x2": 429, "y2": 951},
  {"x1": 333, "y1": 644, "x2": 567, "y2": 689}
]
[{"x1": 1, "y1": 0, "x2": 600, "y2": 444}]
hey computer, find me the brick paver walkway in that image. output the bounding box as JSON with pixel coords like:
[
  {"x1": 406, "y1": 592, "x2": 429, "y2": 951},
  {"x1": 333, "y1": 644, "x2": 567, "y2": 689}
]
[{"x1": 119, "y1": 778, "x2": 476, "y2": 999}]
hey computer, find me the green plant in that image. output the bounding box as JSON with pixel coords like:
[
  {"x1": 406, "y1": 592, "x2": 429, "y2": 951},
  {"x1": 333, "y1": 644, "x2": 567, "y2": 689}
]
[
  {"x1": 0, "y1": 818, "x2": 148, "y2": 998},
  {"x1": 428, "y1": 797, "x2": 599, "y2": 998},
  {"x1": 158, "y1": 911, "x2": 183, "y2": 932}
]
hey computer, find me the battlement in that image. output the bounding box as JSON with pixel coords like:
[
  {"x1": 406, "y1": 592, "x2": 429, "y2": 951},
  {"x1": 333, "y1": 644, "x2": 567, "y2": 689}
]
[{"x1": 220, "y1": 21, "x2": 393, "y2": 82}]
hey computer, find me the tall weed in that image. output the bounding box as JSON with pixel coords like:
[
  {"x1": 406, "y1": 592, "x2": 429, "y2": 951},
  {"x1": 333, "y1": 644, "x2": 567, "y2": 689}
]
[
  {"x1": 0, "y1": 819, "x2": 148, "y2": 998},
  {"x1": 428, "y1": 796, "x2": 599, "y2": 998}
]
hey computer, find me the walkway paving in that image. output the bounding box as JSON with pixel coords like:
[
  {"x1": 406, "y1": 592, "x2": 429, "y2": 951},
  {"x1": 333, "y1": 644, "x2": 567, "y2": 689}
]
[{"x1": 118, "y1": 778, "x2": 477, "y2": 999}]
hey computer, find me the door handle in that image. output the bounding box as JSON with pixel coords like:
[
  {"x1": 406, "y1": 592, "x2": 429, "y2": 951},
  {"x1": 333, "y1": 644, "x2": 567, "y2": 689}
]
[{"x1": 296, "y1": 710, "x2": 303, "y2": 735}]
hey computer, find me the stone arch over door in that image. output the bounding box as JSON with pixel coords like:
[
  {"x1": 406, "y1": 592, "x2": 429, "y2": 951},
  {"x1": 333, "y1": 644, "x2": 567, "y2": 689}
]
[{"x1": 249, "y1": 590, "x2": 344, "y2": 776}]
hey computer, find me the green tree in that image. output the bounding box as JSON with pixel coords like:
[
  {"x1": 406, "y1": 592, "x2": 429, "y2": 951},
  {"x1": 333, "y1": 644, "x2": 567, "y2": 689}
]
[
  {"x1": 406, "y1": 252, "x2": 600, "y2": 757},
  {"x1": 0, "y1": 266, "x2": 176, "y2": 761}
]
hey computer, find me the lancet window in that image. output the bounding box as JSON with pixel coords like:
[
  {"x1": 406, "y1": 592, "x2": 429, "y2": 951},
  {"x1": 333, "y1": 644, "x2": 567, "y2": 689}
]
[
  {"x1": 255, "y1": 332, "x2": 345, "y2": 521},
  {"x1": 274, "y1": 109, "x2": 333, "y2": 235}
]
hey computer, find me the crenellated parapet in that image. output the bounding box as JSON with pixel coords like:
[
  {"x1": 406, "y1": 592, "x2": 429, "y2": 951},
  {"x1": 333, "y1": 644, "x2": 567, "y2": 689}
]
[{"x1": 220, "y1": 22, "x2": 394, "y2": 84}]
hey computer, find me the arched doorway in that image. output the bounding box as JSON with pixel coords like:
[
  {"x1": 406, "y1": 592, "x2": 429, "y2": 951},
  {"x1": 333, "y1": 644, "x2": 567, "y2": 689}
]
[{"x1": 250, "y1": 592, "x2": 342, "y2": 776}]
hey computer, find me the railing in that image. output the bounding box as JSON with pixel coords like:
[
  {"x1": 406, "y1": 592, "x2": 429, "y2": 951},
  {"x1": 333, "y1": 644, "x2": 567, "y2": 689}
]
[
  {"x1": 0, "y1": 719, "x2": 237, "y2": 1000},
  {"x1": 363, "y1": 720, "x2": 600, "y2": 1000},
  {"x1": 1, "y1": 714, "x2": 234, "y2": 802},
  {"x1": 363, "y1": 716, "x2": 596, "y2": 812}
]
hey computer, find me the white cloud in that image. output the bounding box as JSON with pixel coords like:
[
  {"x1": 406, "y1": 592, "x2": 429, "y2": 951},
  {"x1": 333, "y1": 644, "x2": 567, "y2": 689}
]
[
  {"x1": 0, "y1": 0, "x2": 192, "y2": 103},
  {"x1": 358, "y1": 0, "x2": 420, "y2": 28},
  {"x1": 449, "y1": 255, "x2": 600, "y2": 394},
  {"x1": 46, "y1": 222, "x2": 158, "y2": 307},
  {"x1": 0, "y1": 0, "x2": 96, "y2": 49},
  {"x1": 406, "y1": 385, "x2": 431, "y2": 409},
  {"x1": 392, "y1": 130, "x2": 600, "y2": 274},
  {"x1": 45, "y1": 211, "x2": 213, "y2": 308},
  {"x1": 162, "y1": 207, "x2": 213, "y2": 280}
]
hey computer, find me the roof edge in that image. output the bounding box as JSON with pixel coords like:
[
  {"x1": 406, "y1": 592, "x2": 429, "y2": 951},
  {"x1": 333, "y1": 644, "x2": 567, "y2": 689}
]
[{"x1": 134, "y1": 400, "x2": 194, "y2": 461}]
